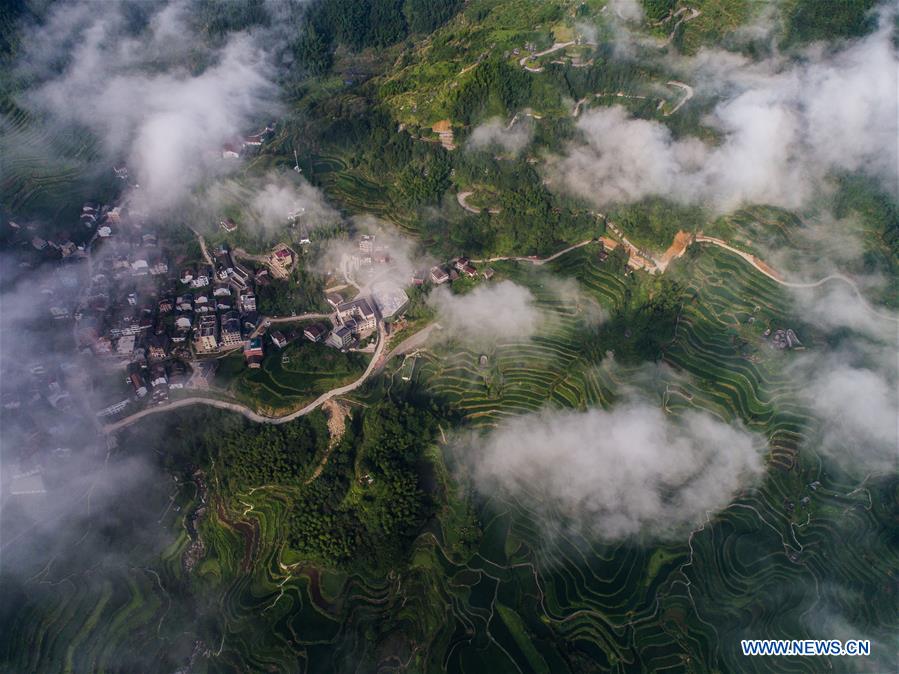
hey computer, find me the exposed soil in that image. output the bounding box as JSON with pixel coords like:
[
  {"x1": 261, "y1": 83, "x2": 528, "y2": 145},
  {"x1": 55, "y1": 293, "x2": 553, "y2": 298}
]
[{"x1": 657, "y1": 230, "x2": 693, "y2": 271}]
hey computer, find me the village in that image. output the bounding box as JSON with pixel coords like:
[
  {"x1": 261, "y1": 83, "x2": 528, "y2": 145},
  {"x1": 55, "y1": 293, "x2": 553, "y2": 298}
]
[
  {"x1": 4, "y1": 181, "x2": 505, "y2": 427},
  {"x1": 4, "y1": 90, "x2": 809, "y2": 435}
]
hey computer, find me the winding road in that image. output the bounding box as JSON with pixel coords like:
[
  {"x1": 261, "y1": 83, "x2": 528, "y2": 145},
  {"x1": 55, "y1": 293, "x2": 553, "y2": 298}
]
[
  {"x1": 664, "y1": 81, "x2": 694, "y2": 116},
  {"x1": 192, "y1": 229, "x2": 214, "y2": 266},
  {"x1": 106, "y1": 322, "x2": 391, "y2": 432},
  {"x1": 457, "y1": 191, "x2": 500, "y2": 214},
  {"x1": 457, "y1": 191, "x2": 481, "y2": 214},
  {"x1": 519, "y1": 41, "x2": 575, "y2": 72},
  {"x1": 693, "y1": 235, "x2": 898, "y2": 323},
  {"x1": 103, "y1": 321, "x2": 446, "y2": 433},
  {"x1": 471, "y1": 239, "x2": 594, "y2": 266},
  {"x1": 105, "y1": 227, "x2": 895, "y2": 435}
]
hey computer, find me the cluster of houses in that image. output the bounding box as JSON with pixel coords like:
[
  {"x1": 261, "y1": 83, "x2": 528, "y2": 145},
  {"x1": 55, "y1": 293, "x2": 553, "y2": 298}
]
[
  {"x1": 324, "y1": 296, "x2": 378, "y2": 349},
  {"x1": 57, "y1": 199, "x2": 287, "y2": 406},
  {"x1": 419, "y1": 256, "x2": 492, "y2": 286},
  {"x1": 765, "y1": 327, "x2": 803, "y2": 350},
  {"x1": 268, "y1": 244, "x2": 295, "y2": 279},
  {"x1": 221, "y1": 123, "x2": 275, "y2": 160},
  {"x1": 7, "y1": 199, "x2": 127, "y2": 263}
]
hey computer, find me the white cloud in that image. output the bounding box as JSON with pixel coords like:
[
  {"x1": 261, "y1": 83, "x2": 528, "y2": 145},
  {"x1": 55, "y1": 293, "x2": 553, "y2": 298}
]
[
  {"x1": 608, "y1": 0, "x2": 645, "y2": 24},
  {"x1": 428, "y1": 281, "x2": 542, "y2": 346},
  {"x1": 553, "y1": 19, "x2": 898, "y2": 212},
  {"x1": 467, "y1": 117, "x2": 534, "y2": 156},
  {"x1": 16, "y1": 1, "x2": 279, "y2": 215},
  {"x1": 472, "y1": 402, "x2": 765, "y2": 539},
  {"x1": 807, "y1": 362, "x2": 897, "y2": 473}
]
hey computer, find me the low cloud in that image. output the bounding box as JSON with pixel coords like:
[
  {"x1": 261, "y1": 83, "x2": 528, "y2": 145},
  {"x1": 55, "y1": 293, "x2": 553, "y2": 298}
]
[
  {"x1": 317, "y1": 219, "x2": 435, "y2": 289},
  {"x1": 781, "y1": 273, "x2": 897, "y2": 475},
  {"x1": 472, "y1": 402, "x2": 765, "y2": 540},
  {"x1": 806, "y1": 362, "x2": 897, "y2": 473},
  {"x1": 791, "y1": 281, "x2": 896, "y2": 340},
  {"x1": 0, "y1": 253, "x2": 168, "y2": 581},
  {"x1": 607, "y1": 0, "x2": 645, "y2": 24},
  {"x1": 466, "y1": 117, "x2": 534, "y2": 157},
  {"x1": 428, "y1": 281, "x2": 541, "y2": 347},
  {"x1": 201, "y1": 171, "x2": 339, "y2": 235},
  {"x1": 15, "y1": 0, "x2": 279, "y2": 215},
  {"x1": 553, "y1": 18, "x2": 897, "y2": 212},
  {"x1": 251, "y1": 178, "x2": 337, "y2": 232}
]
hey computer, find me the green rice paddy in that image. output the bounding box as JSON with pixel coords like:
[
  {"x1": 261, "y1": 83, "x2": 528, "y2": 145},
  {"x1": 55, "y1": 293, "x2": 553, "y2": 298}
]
[
  {"x1": 3, "y1": 243, "x2": 895, "y2": 673},
  {"x1": 215, "y1": 338, "x2": 368, "y2": 415}
]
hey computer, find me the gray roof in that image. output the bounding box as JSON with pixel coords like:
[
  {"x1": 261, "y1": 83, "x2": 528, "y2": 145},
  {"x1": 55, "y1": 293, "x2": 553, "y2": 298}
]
[{"x1": 337, "y1": 298, "x2": 375, "y2": 318}]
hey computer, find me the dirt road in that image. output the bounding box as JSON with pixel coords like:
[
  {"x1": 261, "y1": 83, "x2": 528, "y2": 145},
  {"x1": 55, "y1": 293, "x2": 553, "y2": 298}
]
[
  {"x1": 664, "y1": 81, "x2": 694, "y2": 116},
  {"x1": 693, "y1": 235, "x2": 898, "y2": 323},
  {"x1": 192, "y1": 229, "x2": 214, "y2": 266},
  {"x1": 457, "y1": 191, "x2": 481, "y2": 214},
  {"x1": 471, "y1": 239, "x2": 594, "y2": 266},
  {"x1": 519, "y1": 41, "x2": 575, "y2": 72},
  {"x1": 457, "y1": 191, "x2": 500, "y2": 214}
]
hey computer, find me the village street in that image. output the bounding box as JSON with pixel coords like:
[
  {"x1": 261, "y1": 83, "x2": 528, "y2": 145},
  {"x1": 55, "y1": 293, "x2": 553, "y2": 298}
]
[
  {"x1": 104, "y1": 320, "x2": 390, "y2": 431},
  {"x1": 101, "y1": 225, "x2": 895, "y2": 435}
]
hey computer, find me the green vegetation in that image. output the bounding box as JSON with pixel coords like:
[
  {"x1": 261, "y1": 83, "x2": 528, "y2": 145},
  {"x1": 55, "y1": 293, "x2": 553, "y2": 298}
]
[
  {"x1": 376, "y1": 0, "x2": 585, "y2": 126},
  {"x1": 0, "y1": 99, "x2": 121, "y2": 224},
  {"x1": 191, "y1": 0, "x2": 269, "y2": 39},
  {"x1": 404, "y1": 0, "x2": 462, "y2": 34},
  {"x1": 218, "y1": 414, "x2": 331, "y2": 491},
  {"x1": 610, "y1": 197, "x2": 705, "y2": 250},
  {"x1": 293, "y1": 0, "x2": 462, "y2": 76},
  {"x1": 5, "y1": 199, "x2": 899, "y2": 674},
  {"x1": 3, "y1": 2, "x2": 898, "y2": 672},
  {"x1": 449, "y1": 59, "x2": 533, "y2": 124},
  {"x1": 216, "y1": 338, "x2": 368, "y2": 414},
  {"x1": 782, "y1": 0, "x2": 880, "y2": 45},
  {"x1": 256, "y1": 268, "x2": 328, "y2": 315},
  {"x1": 289, "y1": 399, "x2": 441, "y2": 567},
  {"x1": 831, "y1": 174, "x2": 899, "y2": 307}
]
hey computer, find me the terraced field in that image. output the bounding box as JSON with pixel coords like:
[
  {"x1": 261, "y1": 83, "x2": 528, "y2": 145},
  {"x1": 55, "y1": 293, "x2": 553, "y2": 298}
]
[
  {"x1": 215, "y1": 338, "x2": 368, "y2": 415},
  {"x1": 419, "y1": 256, "x2": 631, "y2": 430},
  {"x1": 308, "y1": 153, "x2": 400, "y2": 220},
  {"x1": 404, "y1": 243, "x2": 898, "y2": 672},
  {"x1": 3, "y1": 244, "x2": 894, "y2": 673},
  {"x1": 0, "y1": 102, "x2": 115, "y2": 221}
]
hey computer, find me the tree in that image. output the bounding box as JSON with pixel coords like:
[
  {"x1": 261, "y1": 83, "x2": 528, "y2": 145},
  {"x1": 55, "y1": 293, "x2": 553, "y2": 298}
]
[
  {"x1": 403, "y1": 0, "x2": 461, "y2": 33},
  {"x1": 294, "y1": 24, "x2": 332, "y2": 75}
]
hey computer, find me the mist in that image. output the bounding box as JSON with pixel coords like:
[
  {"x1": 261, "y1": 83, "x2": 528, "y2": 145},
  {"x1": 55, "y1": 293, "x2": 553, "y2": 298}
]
[
  {"x1": 553, "y1": 16, "x2": 897, "y2": 212},
  {"x1": 427, "y1": 281, "x2": 542, "y2": 347},
  {"x1": 466, "y1": 117, "x2": 534, "y2": 157},
  {"x1": 316, "y1": 219, "x2": 436, "y2": 290},
  {"x1": 470, "y1": 402, "x2": 765, "y2": 540},
  {"x1": 0, "y1": 251, "x2": 170, "y2": 583},
  {"x1": 200, "y1": 171, "x2": 340, "y2": 235},
  {"x1": 14, "y1": 0, "x2": 280, "y2": 215}
]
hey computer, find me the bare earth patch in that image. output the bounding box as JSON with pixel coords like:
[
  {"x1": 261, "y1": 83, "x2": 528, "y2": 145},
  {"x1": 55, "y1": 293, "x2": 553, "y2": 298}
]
[{"x1": 305, "y1": 399, "x2": 351, "y2": 484}]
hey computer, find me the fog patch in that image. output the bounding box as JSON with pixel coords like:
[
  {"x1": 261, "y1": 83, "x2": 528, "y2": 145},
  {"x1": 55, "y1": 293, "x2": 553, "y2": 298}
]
[
  {"x1": 14, "y1": 0, "x2": 279, "y2": 215},
  {"x1": 553, "y1": 18, "x2": 897, "y2": 212},
  {"x1": 428, "y1": 281, "x2": 542, "y2": 347},
  {"x1": 471, "y1": 402, "x2": 765, "y2": 540},
  {"x1": 607, "y1": 0, "x2": 645, "y2": 24},
  {"x1": 201, "y1": 171, "x2": 339, "y2": 235},
  {"x1": 466, "y1": 117, "x2": 534, "y2": 157},
  {"x1": 317, "y1": 219, "x2": 436, "y2": 291}
]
